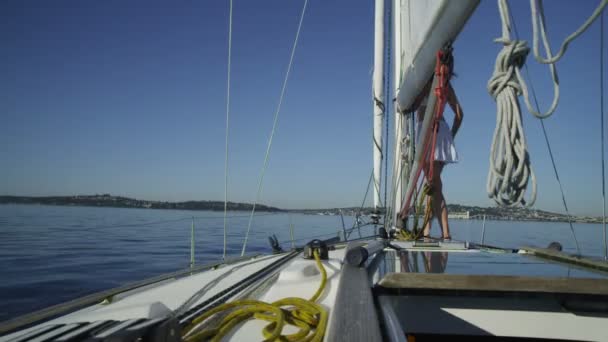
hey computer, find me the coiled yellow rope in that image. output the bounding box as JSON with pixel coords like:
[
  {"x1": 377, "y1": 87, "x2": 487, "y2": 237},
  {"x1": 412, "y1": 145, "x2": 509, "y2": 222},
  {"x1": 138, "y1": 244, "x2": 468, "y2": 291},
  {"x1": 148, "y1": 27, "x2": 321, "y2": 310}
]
[{"x1": 182, "y1": 250, "x2": 328, "y2": 342}]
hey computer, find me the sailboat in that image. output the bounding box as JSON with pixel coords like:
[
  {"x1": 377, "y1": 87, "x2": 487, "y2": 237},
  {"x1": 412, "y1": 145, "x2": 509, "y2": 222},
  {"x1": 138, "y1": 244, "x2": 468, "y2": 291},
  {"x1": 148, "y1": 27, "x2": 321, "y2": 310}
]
[{"x1": 2, "y1": 0, "x2": 608, "y2": 341}]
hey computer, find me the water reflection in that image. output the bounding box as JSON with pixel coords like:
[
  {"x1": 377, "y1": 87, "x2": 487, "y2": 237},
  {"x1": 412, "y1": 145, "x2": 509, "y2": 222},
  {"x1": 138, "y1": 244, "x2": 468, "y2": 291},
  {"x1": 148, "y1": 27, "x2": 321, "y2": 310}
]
[{"x1": 399, "y1": 251, "x2": 449, "y2": 274}]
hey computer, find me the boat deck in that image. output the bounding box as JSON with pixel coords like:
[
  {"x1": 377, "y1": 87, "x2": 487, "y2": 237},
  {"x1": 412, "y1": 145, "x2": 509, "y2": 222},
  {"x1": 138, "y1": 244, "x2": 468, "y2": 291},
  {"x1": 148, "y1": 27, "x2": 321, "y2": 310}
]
[
  {"x1": 369, "y1": 243, "x2": 608, "y2": 341},
  {"x1": 380, "y1": 243, "x2": 608, "y2": 279},
  {"x1": 3, "y1": 239, "x2": 608, "y2": 341}
]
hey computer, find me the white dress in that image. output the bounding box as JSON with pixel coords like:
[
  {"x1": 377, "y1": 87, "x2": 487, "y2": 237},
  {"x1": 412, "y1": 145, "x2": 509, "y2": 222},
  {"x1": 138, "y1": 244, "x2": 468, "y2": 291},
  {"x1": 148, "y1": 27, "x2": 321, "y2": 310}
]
[{"x1": 416, "y1": 99, "x2": 459, "y2": 164}]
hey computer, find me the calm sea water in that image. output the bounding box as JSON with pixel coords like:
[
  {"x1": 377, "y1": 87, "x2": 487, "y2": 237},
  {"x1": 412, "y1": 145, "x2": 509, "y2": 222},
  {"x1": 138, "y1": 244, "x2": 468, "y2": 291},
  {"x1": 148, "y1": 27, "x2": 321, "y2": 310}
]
[{"x1": 1, "y1": 204, "x2": 606, "y2": 321}]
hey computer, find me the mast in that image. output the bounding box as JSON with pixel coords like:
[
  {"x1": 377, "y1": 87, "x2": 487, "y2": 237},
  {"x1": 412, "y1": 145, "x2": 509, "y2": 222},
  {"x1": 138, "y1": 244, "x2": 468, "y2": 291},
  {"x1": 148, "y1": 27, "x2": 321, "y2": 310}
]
[
  {"x1": 372, "y1": 0, "x2": 385, "y2": 215},
  {"x1": 392, "y1": 0, "x2": 404, "y2": 228}
]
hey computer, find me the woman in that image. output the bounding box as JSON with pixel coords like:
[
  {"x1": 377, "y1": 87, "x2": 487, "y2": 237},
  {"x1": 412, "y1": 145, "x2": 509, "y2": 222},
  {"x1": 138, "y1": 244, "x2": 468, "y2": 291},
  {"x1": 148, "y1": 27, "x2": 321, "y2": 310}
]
[{"x1": 410, "y1": 72, "x2": 463, "y2": 241}]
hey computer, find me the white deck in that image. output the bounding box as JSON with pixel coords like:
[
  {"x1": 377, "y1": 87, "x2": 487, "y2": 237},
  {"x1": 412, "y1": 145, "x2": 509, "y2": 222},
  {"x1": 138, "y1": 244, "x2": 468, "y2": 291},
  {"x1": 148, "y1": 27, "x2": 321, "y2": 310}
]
[
  {"x1": 4, "y1": 244, "x2": 608, "y2": 341},
  {"x1": 1, "y1": 249, "x2": 347, "y2": 342},
  {"x1": 392, "y1": 295, "x2": 608, "y2": 341},
  {"x1": 1, "y1": 253, "x2": 290, "y2": 341}
]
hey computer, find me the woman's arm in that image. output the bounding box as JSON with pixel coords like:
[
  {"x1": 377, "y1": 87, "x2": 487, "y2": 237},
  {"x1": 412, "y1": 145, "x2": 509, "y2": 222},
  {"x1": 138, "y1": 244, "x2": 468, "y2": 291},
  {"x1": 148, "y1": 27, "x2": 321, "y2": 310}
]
[{"x1": 447, "y1": 82, "x2": 463, "y2": 138}]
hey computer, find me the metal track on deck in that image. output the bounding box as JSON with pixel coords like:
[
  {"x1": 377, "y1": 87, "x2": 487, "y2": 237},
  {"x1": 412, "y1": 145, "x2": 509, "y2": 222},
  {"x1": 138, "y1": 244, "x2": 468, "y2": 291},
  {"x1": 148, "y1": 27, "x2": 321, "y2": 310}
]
[{"x1": 177, "y1": 250, "x2": 299, "y2": 327}]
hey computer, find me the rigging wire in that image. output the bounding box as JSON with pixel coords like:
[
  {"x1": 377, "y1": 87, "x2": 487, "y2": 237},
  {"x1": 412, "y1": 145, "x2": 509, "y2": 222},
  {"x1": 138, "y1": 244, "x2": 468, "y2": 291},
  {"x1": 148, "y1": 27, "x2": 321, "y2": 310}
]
[
  {"x1": 222, "y1": 0, "x2": 233, "y2": 260},
  {"x1": 348, "y1": 170, "x2": 374, "y2": 239},
  {"x1": 241, "y1": 0, "x2": 309, "y2": 256},
  {"x1": 355, "y1": 170, "x2": 374, "y2": 222},
  {"x1": 507, "y1": 3, "x2": 581, "y2": 254},
  {"x1": 601, "y1": 11, "x2": 607, "y2": 260},
  {"x1": 537, "y1": 118, "x2": 580, "y2": 255}
]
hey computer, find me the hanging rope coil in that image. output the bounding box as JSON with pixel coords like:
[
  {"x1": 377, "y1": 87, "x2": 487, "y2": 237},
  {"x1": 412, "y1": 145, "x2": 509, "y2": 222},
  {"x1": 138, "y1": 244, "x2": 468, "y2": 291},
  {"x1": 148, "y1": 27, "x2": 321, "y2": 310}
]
[
  {"x1": 486, "y1": 30, "x2": 537, "y2": 206},
  {"x1": 486, "y1": 0, "x2": 537, "y2": 207},
  {"x1": 531, "y1": 0, "x2": 608, "y2": 65},
  {"x1": 488, "y1": 0, "x2": 607, "y2": 206}
]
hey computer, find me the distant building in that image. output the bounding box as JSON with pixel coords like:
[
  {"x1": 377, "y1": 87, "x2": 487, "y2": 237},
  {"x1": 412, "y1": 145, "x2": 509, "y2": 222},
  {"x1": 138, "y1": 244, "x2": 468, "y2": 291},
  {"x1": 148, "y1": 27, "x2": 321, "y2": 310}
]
[{"x1": 448, "y1": 211, "x2": 470, "y2": 219}]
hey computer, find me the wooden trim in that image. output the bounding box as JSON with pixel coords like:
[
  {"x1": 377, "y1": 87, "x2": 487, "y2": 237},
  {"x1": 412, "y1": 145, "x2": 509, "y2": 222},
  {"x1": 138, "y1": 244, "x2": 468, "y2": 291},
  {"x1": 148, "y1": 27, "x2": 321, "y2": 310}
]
[
  {"x1": 521, "y1": 246, "x2": 608, "y2": 273},
  {"x1": 377, "y1": 273, "x2": 608, "y2": 296}
]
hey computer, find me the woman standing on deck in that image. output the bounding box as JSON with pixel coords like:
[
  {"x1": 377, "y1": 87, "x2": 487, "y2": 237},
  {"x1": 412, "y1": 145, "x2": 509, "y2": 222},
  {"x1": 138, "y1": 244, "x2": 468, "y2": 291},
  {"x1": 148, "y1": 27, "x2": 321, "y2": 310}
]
[{"x1": 408, "y1": 55, "x2": 463, "y2": 241}]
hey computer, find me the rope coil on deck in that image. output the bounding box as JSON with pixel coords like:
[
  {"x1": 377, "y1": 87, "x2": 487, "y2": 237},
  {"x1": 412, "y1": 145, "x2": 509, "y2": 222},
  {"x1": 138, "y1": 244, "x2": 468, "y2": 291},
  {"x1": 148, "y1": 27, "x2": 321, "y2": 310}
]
[{"x1": 181, "y1": 250, "x2": 328, "y2": 342}]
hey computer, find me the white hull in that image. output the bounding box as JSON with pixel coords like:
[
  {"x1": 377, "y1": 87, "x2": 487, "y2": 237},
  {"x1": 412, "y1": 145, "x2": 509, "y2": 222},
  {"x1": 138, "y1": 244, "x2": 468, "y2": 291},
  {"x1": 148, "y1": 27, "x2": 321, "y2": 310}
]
[{"x1": 3, "y1": 239, "x2": 608, "y2": 341}]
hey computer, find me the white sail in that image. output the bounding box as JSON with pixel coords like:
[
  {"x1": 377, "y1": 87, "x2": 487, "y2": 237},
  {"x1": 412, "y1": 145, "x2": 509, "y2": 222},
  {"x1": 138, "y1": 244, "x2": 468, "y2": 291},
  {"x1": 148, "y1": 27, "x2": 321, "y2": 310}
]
[
  {"x1": 392, "y1": 0, "x2": 404, "y2": 226},
  {"x1": 395, "y1": 0, "x2": 479, "y2": 111},
  {"x1": 393, "y1": 0, "x2": 479, "y2": 221},
  {"x1": 372, "y1": 0, "x2": 385, "y2": 211}
]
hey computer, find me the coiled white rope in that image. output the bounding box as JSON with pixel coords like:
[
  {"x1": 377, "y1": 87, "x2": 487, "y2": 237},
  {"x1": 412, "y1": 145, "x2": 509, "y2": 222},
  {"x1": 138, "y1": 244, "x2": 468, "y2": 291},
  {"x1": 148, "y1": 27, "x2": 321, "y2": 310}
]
[
  {"x1": 487, "y1": 0, "x2": 537, "y2": 206},
  {"x1": 487, "y1": 0, "x2": 606, "y2": 206},
  {"x1": 241, "y1": 0, "x2": 309, "y2": 256}
]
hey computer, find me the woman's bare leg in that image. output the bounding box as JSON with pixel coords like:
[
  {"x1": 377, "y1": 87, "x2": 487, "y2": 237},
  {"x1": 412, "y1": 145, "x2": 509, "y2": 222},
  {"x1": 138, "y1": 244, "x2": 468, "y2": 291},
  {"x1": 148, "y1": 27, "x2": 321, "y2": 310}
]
[
  {"x1": 432, "y1": 162, "x2": 451, "y2": 238},
  {"x1": 422, "y1": 201, "x2": 432, "y2": 237},
  {"x1": 436, "y1": 191, "x2": 450, "y2": 238},
  {"x1": 422, "y1": 162, "x2": 432, "y2": 237}
]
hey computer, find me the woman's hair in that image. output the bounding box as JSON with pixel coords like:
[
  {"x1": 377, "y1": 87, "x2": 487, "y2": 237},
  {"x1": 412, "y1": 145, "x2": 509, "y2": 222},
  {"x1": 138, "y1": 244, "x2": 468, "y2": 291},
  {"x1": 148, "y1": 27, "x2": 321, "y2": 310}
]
[{"x1": 440, "y1": 42, "x2": 455, "y2": 81}]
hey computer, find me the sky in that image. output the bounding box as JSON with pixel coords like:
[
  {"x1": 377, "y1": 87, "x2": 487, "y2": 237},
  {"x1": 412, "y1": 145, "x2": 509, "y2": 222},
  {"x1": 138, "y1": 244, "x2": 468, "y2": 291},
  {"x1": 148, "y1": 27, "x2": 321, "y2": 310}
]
[{"x1": 0, "y1": 1, "x2": 606, "y2": 216}]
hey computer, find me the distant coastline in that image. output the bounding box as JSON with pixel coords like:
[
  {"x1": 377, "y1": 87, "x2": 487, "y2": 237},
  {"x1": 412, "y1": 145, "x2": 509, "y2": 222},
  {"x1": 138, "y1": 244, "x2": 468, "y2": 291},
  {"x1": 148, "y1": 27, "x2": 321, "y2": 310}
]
[
  {"x1": 0, "y1": 194, "x2": 603, "y2": 224},
  {"x1": 0, "y1": 195, "x2": 283, "y2": 212},
  {"x1": 290, "y1": 204, "x2": 604, "y2": 224}
]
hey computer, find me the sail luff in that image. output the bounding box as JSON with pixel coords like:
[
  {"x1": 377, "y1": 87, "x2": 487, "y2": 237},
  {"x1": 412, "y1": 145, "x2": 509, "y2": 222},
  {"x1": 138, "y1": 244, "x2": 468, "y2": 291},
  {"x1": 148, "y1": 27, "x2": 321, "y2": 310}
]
[
  {"x1": 392, "y1": 0, "x2": 404, "y2": 227},
  {"x1": 373, "y1": 0, "x2": 385, "y2": 210}
]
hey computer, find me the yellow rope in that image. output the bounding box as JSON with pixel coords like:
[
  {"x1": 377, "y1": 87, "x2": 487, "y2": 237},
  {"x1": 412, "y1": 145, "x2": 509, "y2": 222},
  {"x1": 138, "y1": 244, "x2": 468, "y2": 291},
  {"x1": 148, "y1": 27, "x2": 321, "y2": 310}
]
[
  {"x1": 182, "y1": 250, "x2": 328, "y2": 342},
  {"x1": 396, "y1": 184, "x2": 433, "y2": 241}
]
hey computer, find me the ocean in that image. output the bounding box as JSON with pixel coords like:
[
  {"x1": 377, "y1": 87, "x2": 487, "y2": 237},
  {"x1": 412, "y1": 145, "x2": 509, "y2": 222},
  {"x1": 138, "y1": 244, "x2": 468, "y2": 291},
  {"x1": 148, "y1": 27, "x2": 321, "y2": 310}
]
[{"x1": 0, "y1": 204, "x2": 606, "y2": 322}]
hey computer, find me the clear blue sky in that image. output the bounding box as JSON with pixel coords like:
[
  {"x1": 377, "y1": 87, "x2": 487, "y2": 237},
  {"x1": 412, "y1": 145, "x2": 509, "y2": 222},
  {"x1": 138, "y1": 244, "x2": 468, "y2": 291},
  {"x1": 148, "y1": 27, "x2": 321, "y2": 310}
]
[{"x1": 0, "y1": 1, "x2": 606, "y2": 215}]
